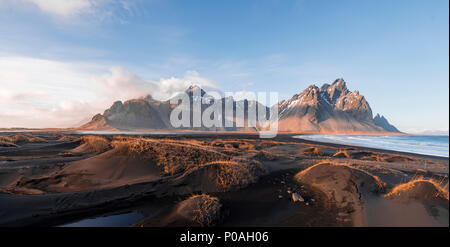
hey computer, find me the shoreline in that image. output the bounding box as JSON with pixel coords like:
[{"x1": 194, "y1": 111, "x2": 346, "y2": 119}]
[
  {"x1": 76, "y1": 132, "x2": 450, "y2": 161},
  {"x1": 1, "y1": 130, "x2": 448, "y2": 160},
  {"x1": 291, "y1": 134, "x2": 449, "y2": 159}
]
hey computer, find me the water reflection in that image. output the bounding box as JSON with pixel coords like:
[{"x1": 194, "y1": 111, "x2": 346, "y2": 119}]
[{"x1": 61, "y1": 212, "x2": 144, "y2": 227}]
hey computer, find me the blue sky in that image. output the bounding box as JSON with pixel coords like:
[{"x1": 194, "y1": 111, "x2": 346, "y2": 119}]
[{"x1": 0, "y1": 0, "x2": 448, "y2": 132}]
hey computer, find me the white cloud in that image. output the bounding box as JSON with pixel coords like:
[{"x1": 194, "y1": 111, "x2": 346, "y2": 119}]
[
  {"x1": 0, "y1": 56, "x2": 219, "y2": 128},
  {"x1": 92, "y1": 66, "x2": 157, "y2": 102},
  {"x1": 93, "y1": 67, "x2": 219, "y2": 101},
  {"x1": 0, "y1": 89, "x2": 48, "y2": 103},
  {"x1": 0, "y1": 56, "x2": 104, "y2": 128},
  {"x1": 1, "y1": 0, "x2": 133, "y2": 19},
  {"x1": 154, "y1": 70, "x2": 219, "y2": 99},
  {"x1": 232, "y1": 91, "x2": 257, "y2": 101},
  {"x1": 23, "y1": 0, "x2": 92, "y2": 17}
]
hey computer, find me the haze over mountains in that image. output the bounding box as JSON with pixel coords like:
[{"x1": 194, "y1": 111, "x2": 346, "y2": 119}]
[{"x1": 81, "y1": 78, "x2": 400, "y2": 133}]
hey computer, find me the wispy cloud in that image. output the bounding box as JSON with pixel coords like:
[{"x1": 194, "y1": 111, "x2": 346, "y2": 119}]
[
  {"x1": 22, "y1": 0, "x2": 92, "y2": 17},
  {"x1": 0, "y1": 89, "x2": 48, "y2": 103},
  {"x1": 1, "y1": 0, "x2": 135, "y2": 20}
]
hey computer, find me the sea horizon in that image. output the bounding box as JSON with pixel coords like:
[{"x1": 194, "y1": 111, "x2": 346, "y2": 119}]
[{"x1": 295, "y1": 134, "x2": 449, "y2": 158}]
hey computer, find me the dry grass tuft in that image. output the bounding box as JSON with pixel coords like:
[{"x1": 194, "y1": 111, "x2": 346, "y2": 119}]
[
  {"x1": 177, "y1": 194, "x2": 222, "y2": 226},
  {"x1": 57, "y1": 135, "x2": 78, "y2": 142},
  {"x1": 0, "y1": 136, "x2": 13, "y2": 142},
  {"x1": 210, "y1": 140, "x2": 255, "y2": 150},
  {"x1": 81, "y1": 135, "x2": 111, "y2": 153},
  {"x1": 12, "y1": 134, "x2": 47, "y2": 144},
  {"x1": 111, "y1": 137, "x2": 232, "y2": 175},
  {"x1": 203, "y1": 160, "x2": 267, "y2": 191},
  {"x1": 301, "y1": 147, "x2": 324, "y2": 156},
  {"x1": 333, "y1": 150, "x2": 351, "y2": 158},
  {"x1": 0, "y1": 134, "x2": 47, "y2": 146},
  {"x1": 386, "y1": 179, "x2": 449, "y2": 202},
  {"x1": 0, "y1": 136, "x2": 18, "y2": 147}
]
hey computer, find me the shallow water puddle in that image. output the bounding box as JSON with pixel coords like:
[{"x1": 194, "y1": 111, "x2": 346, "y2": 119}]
[{"x1": 61, "y1": 212, "x2": 144, "y2": 227}]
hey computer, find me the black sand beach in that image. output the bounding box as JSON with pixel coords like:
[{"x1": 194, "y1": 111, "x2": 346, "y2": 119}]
[{"x1": 0, "y1": 132, "x2": 448, "y2": 227}]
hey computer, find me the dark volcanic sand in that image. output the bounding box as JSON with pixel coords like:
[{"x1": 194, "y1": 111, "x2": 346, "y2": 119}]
[{"x1": 0, "y1": 132, "x2": 448, "y2": 227}]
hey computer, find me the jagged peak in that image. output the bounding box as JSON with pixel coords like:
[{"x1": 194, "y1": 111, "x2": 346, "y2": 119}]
[
  {"x1": 328, "y1": 78, "x2": 347, "y2": 91},
  {"x1": 301, "y1": 84, "x2": 319, "y2": 94},
  {"x1": 332, "y1": 77, "x2": 346, "y2": 85},
  {"x1": 91, "y1": 113, "x2": 104, "y2": 121},
  {"x1": 186, "y1": 84, "x2": 202, "y2": 91},
  {"x1": 185, "y1": 84, "x2": 207, "y2": 96},
  {"x1": 143, "y1": 94, "x2": 153, "y2": 101},
  {"x1": 124, "y1": 94, "x2": 154, "y2": 103},
  {"x1": 111, "y1": 100, "x2": 123, "y2": 106},
  {"x1": 320, "y1": 83, "x2": 330, "y2": 91},
  {"x1": 373, "y1": 113, "x2": 400, "y2": 132},
  {"x1": 374, "y1": 113, "x2": 387, "y2": 120}
]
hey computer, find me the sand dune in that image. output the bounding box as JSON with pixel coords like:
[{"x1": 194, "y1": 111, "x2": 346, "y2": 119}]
[
  {"x1": 7, "y1": 137, "x2": 267, "y2": 195},
  {"x1": 0, "y1": 134, "x2": 47, "y2": 147},
  {"x1": 295, "y1": 162, "x2": 385, "y2": 226},
  {"x1": 0, "y1": 132, "x2": 448, "y2": 227},
  {"x1": 386, "y1": 179, "x2": 449, "y2": 206},
  {"x1": 174, "y1": 194, "x2": 223, "y2": 226}
]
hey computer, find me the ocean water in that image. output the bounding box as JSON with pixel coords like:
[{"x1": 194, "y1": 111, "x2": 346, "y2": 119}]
[{"x1": 294, "y1": 135, "x2": 449, "y2": 158}]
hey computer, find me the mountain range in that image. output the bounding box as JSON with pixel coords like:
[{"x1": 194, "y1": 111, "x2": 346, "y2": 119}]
[{"x1": 80, "y1": 78, "x2": 400, "y2": 133}]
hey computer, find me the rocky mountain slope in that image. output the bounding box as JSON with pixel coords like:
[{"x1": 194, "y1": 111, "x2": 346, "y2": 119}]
[
  {"x1": 373, "y1": 114, "x2": 400, "y2": 133},
  {"x1": 80, "y1": 85, "x2": 269, "y2": 131},
  {"x1": 80, "y1": 79, "x2": 400, "y2": 133},
  {"x1": 275, "y1": 78, "x2": 395, "y2": 133}
]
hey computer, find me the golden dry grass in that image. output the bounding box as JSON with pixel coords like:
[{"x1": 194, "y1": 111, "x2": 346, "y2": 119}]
[
  {"x1": 111, "y1": 137, "x2": 232, "y2": 175},
  {"x1": 301, "y1": 147, "x2": 324, "y2": 156},
  {"x1": 386, "y1": 178, "x2": 449, "y2": 201},
  {"x1": 210, "y1": 140, "x2": 256, "y2": 150},
  {"x1": 177, "y1": 194, "x2": 222, "y2": 226},
  {"x1": 0, "y1": 136, "x2": 13, "y2": 142},
  {"x1": 0, "y1": 136, "x2": 18, "y2": 147},
  {"x1": 333, "y1": 150, "x2": 351, "y2": 158},
  {"x1": 0, "y1": 134, "x2": 47, "y2": 146},
  {"x1": 57, "y1": 135, "x2": 78, "y2": 142},
  {"x1": 81, "y1": 135, "x2": 111, "y2": 153},
  {"x1": 201, "y1": 160, "x2": 266, "y2": 191},
  {"x1": 107, "y1": 137, "x2": 267, "y2": 189},
  {"x1": 12, "y1": 134, "x2": 47, "y2": 143}
]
